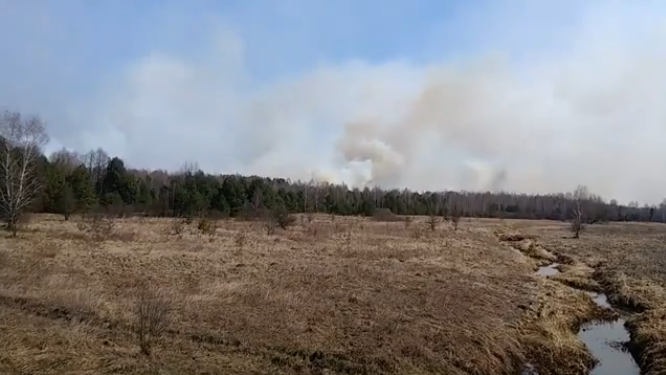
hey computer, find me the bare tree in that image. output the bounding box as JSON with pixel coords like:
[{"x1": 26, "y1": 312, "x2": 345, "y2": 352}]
[
  {"x1": 0, "y1": 111, "x2": 49, "y2": 234},
  {"x1": 178, "y1": 161, "x2": 199, "y2": 175},
  {"x1": 82, "y1": 148, "x2": 109, "y2": 195},
  {"x1": 571, "y1": 185, "x2": 588, "y2": 239},
  {"x1": 49, "y1": 147, "x2": 79, "y2": 174}
]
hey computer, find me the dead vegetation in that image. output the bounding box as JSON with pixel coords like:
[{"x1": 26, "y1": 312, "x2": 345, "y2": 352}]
[
  {"x1": 501, "y1": 219, "x2": 666, "y2": 375},
  {"x1": 0, "y1": 213, "x2": 539, "y2": 375},
  {"x1": 0, "y1": 214, "x2": 665, "y2": 374},
  {"x1": 134, "y1": 281, "x2": 171, "y2": 356}
]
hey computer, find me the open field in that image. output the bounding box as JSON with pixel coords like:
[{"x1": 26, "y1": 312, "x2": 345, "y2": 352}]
[{"x1": 0, "y1": 214, "x2": 664, "y2": 374}]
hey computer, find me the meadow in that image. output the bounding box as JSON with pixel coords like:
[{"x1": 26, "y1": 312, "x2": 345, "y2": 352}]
[{"x1": 0, "y1": 214, "x2": 664, "y2": 375}]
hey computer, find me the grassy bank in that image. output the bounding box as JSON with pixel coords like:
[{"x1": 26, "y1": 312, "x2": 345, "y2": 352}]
[{"x1": 514, "y1": 220, "x2": 666, "y2": 375}]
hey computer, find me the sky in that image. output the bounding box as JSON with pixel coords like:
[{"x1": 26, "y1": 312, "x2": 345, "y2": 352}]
[{"x1": 1, "y1": 0, "x2": 666, "y2": 204}]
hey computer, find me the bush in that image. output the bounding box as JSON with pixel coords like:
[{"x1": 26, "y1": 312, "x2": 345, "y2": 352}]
[
  {"x1": 571, "y1": 218, "x2": 584, "y2": 239},
  {"x1": 197, "y1": 216, "x2": 216, "y2": 236},
  {"x1": 134, "y1": 283, "x2": 171, "y2": 356},
  {"x1": 451, "y1": 215, "x2": 461, "y2": 231},
  {"x1": 371, "y1": 208, "x2": 402, "y2": 222},
  {"x1": 271, "y1": 206, "x2": 296, "y2": 230},
  {"x1": 77, "y1": 212, "x2": 115, "y2": 242},
  {"x1": 427, "y1": 215, "x2": 439, "y2": 231},
  {"x1": 171, "y1": 218, "x2": 186, "y2": 236}
]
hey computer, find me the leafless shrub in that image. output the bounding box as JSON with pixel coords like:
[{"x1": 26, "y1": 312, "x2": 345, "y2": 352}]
[
  {"x1": 266, "y1": 207, "x2": 296, "y2": 231},
  {"x1": 372, "y1": 208, "x2": 402, "y2": 222},
  {"x1": 571, "y1": 218, "x2": 584, "y2": 239},
  {"x1": 308, "y1": 223, "x2": 319, "y2": 238},
  {"x1": 0, "y1": 251, "x2": 8, "y2": 268},
  {"x1": 427, "y1": 215, "x2": 439, "y2": 231},
  {"x1": 264, "y1": 220, "x2": 277, "y2": 235},
  {"x1": 171, "y1": 218, "x2": 186, "y2": 236},
  {"x1": 77, "y1": 212, "x2": 115, "y2": 242},
  {"x1": 451, "y1": 215, "x2": 461, "y2": 232},
  {"x1": 571, "y1": 185, "x2": 588, "y2": 239},
  {"x1": 234, "y1": 231, "x2": 247, "y2": 248},
  {"x1": 411, "y1": 226, "x2": 426, "y2": 239},
  {"x1": 4, "y1": 213, "x2": 33, "y2": 237},
  {"x1": 197, "y1": 216, "x2": 216, "y2": 237},
  {"x1": 134, "y1": 283, "x2": 171, "y2": 356}
]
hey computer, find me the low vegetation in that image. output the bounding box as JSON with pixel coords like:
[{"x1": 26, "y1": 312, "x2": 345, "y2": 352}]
[
  {"x1": 0, "y1": 214, "x2": 663, "y2": 374},
  {"x1": 503, "y1": 219, "x2": 666, "y2": 375}
]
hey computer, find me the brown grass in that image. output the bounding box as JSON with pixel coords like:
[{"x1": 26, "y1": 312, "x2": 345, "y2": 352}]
[
  {"x1": 0, "y1": 215, "x2": 663, "y2": 374},
  {"x1": 509, "y1": 219, "x2": 666, "y2": 375}
]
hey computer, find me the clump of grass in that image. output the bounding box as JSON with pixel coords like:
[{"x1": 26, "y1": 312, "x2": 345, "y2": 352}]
[
  {"x1": 498, "y1": 233, "x2": 536, "y2": 242},
  {"x1": 134, "y1": 282, "x2": 171, "y2": 356},
  {"x1": 625, "y1": 308, "x2": 666, "y2": 375}
]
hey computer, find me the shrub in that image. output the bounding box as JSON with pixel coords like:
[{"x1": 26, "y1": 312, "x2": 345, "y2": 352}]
[
  {"x1": 271, "y1": 206, "x2": 296, "y2": 230},
  {"x1": 197, "y1": 216, "x2": 216, "y2": 236},
  {"x1": 171, "y1": 218, "x2": 186, "y2": 236},
  {"x1": 427, "y1": 215, "x2": 439, "y2": 231},
  {"x1": 371, "y1": 208, "x2": 402, "y2": 222},
  {"x1": 77, "y1": 212, "x2": 115, "y2": 242},
  {"x1": 134, "y1": 283, "x2": 171, "y2": 356}
]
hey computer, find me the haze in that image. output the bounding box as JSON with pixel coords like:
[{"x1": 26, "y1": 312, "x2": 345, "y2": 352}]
[{"x1": 1, "y1": 0, "x2": 665, "y2": 204}]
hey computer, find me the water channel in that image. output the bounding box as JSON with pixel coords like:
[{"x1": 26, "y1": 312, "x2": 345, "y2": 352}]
[{"x1": 532, "y1": 263, "x2": 640, "y2": 375}]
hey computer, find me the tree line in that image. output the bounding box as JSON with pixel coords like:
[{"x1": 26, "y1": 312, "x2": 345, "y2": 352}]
[{"x1": 1, "y1": 110, "x2": 665, "y2": 229}]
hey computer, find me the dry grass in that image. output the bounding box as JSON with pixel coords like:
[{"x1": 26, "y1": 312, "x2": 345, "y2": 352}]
[
  {"x1": 0, "y1": 215, "x2": 662, "y2": 374},
  {"x1": 508, "y1": 219, "x2": 666, "y2": 375}
]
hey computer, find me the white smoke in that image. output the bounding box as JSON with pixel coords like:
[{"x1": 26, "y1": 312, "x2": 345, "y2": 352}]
[{"x1": 3, "y1": 1, "x2": 666, "y2": 203}]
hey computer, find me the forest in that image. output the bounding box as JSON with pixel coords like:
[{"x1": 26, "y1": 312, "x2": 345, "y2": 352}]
[{"x1": 1, "y1": 110, "x2": 664, "y2": 224}]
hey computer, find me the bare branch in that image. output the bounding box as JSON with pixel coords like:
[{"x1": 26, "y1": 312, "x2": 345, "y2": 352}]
[{"x1": 0, "y1": 111, "x2": 49, "y2": 234}]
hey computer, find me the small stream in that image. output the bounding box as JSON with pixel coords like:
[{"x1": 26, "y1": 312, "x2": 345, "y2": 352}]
[{"x1": 528, "y1": 264, "x2": 640, "y2": 375}]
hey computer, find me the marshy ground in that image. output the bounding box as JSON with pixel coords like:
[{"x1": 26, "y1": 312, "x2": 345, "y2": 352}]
[{"x1": 0, "y1": 214, "x2": 664, "y2": 375}]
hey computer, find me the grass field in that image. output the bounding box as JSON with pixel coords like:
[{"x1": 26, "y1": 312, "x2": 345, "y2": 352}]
[{"x1": 0, "y1": 214, "x2": 664, "y2": 375}]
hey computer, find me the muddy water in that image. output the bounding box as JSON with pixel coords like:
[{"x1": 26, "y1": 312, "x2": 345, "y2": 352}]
[
  {"x1": 578, "y1": 292, "x2": 639, "y2": 375},
  {"x1": 532, "y1": 264, "x2": 641, "y2": 375},
  {"x1": 535, "y1": 263, "x2": 560, "y2": 276}
]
